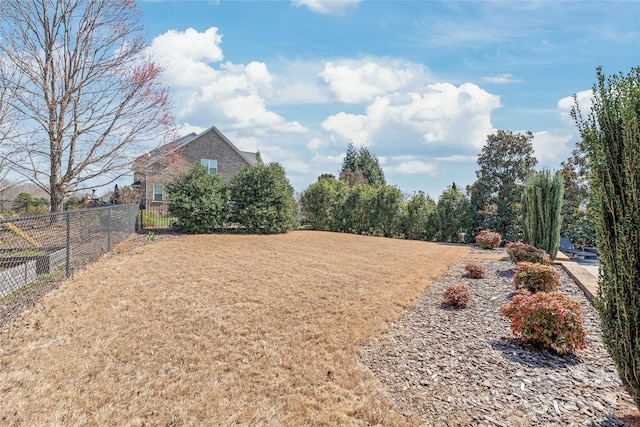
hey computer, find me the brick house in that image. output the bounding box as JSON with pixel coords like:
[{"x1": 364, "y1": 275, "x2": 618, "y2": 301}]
[{"x1": 132, "y1": 126, "x2": 259, "y2": 205}]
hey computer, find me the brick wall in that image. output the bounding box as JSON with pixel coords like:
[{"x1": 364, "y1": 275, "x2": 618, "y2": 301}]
[
  {"x1": 180, "y1": 128, "x2": 254, "y2": 183},
  {"x1": 133, "y1": 127, "x2": 256, "y2": 204}
]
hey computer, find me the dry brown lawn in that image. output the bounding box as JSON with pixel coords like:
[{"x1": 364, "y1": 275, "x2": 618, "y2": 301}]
[{"x1": 0, "y1": 231, "x2": 472, "y2": 426}]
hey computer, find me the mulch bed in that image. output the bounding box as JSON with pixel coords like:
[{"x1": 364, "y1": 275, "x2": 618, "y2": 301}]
[{"x1": 362, "y1": 257, "x2": 638, "y2": 426}]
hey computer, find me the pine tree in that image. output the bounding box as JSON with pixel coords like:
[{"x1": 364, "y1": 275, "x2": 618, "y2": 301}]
[{"x1": 339, "y1": 143, "x2": 386, "y2": 187}]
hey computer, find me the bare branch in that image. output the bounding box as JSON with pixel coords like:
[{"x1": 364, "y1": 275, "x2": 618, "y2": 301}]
[{"x1": 0, "y1": 0, "x2": 174, "y2": 211}]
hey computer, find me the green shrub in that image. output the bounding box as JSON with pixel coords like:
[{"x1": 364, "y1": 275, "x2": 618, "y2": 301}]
[
  {"x1": 300, "y1": 176, "x2": 347, "y2": 231},
  {"x1": 501, "y1": 291, "x2": 587, "y2": 354},
  {"x1": 228, "y1": 163, "x2": 299, "y2": 234},
  {"x1": 475, "y1": 230, "x2": 501, "y2": 249},
  {"x1": 370, "y1": 185, "x2": 405, "y2": 238},
  {"x1": 513, "y1": 262, "x2": 560, "y2": 293},
  {"x1": 400, "y1": 191, "x2": 438, "y2": 241},
  {"x1": 14, "y1": 192, "x2": 49, "y2": 215},
  {"x1": 442, "y1": 284, "x2": 471, "y2": 308},
  {"x1": 166, "y1": 163, "x2": 227, "y2": 234},
  {"x1": 334, "y1": 183, "x2": 376, "y2": 235},
  {"x1": 506, "y1": 242, "x2": 551, "y2": 264},
  {"x1": 464, "y1": 262, "x2": 485, "y2": 279},
  {"x1": 436, "y1": 184, "x2": 471, "y2": 243}
]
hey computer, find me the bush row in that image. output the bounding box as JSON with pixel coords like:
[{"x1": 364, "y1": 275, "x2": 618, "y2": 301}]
[
  {"x1": 445, "y1": 243, "x2": 587, "y2": 355},
  {"x1": 300, "y1": 179, "x2": 472, "y2": 242},
  {"x1": 501, "y1": 243, "x2": 586, "y2": 354},
  {"x1": 166, "y1": 163, "x2": 298, "y2": 234}
]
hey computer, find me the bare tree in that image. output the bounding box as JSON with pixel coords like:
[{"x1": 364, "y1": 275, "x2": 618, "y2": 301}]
[
  {"x1": 0, "y1": 60, "x2": 21, "y2": 191},
  {"x1": 0, "y1": 0, "x2": 173, "y2": 212}
]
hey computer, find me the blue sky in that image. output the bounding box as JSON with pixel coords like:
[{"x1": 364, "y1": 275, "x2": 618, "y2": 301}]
[{"x1": 136, "y1": 0, "x2": 639, "y2": 198}]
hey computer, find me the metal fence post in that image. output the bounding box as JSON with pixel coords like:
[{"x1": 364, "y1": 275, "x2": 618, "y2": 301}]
[
  {"x1": 66, "y1": 211, "x2": 71, "y2": 278},
  {"x1": 107, "y1": 206, "x2": 112, "y2": 251}
]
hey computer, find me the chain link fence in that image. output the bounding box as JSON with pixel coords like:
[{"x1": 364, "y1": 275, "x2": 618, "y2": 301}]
[{"x1": 0, "y1": 204, "x2": 139, "y2": 325}]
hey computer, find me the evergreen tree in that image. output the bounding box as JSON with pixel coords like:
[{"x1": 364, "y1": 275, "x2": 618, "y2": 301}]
[
  {"x1": 436, "y1": 184, "x2": 470, "y2": 243},
  {"x1": 339, "y1": 143, "x2": 386, "y2": 187},
  {"x1": 335, "y1": 184, "x2": 376, "y2": 234},
  {"x1": 468, "y1": 130, "x2": 537, "y2": 242},
  {"x1": 300, "y1": 176, "x2": 347, "y2": 231},
  {"x1": 369, "y1": 185, "x2": 404, "y2": 237},
  {"x1": 401, "y1": 191, "x2": 438, "y2": 241},
  {"x1": 560, "y1": 142, "x2": 596, "y2": 246}
]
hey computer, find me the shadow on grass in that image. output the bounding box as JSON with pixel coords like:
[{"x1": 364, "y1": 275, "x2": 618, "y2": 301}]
[{"x1": 491, "y1": 338, "x2": 583, "y2": 369}]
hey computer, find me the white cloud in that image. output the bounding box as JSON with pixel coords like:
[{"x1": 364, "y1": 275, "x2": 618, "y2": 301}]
[
  {"x1": 268, "y1": 59, "x2": 333, "y2": 105},
  {"x1": 531, "y1": 131, "x2": 573, "y2": 164},
  {"x1": 389, "y1": 160, "x2": 438, "y2": 175},
  {"x1": 307, "y1": 138, "x2": 330, "y2": 151},
  {"x1": 222, "y1": 94, "x2": 307, "y2": 133},
  {"x1": 311, "y1": 152, "x2": 344, "y2": 165},
  {"x1": 558, "y1": 89, "x2": 593, "y2": 124},
  {"x1": 149, "y1": 27, "x2": 223, "y2": 87},
  {"x1": 225, "y1": 134, "x2": 261, "y2": 153},
  {"x1": 259, "y1": 145, "x2": 310, "y2": 174},
  {"x1": 322, "y1": 82, "x2": 500, "y2": 150},
  {"x1": 482, "y1": 73, "x2": 521, "y2": 84},
  {"x1": 176, "y1": 123, "x2": 205, "y2": 136},
  {"x1": 321, "y1": 112, "x2": 369, "y2": 144},
  {"x1": 320, "y1": 60, "x2": 429, "y2": 103},
  {"x1": 292, "y1": 0, "x2": 360, "y2": 15},
  {"x1": 147, "y1": 29, "x2": 508, "y2": 193},
  {"x1": 147, "y1": 28, "x2": 307, "y2": 136},
  {"x1": 434, "y1": 154, "x2": 478, "y2": 162}
]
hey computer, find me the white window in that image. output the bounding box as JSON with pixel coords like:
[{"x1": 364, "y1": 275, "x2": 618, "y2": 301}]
[
  {"x1": 201, "y1": 158, "x2": 218, "y2": 174},
  {"x1": 153, "y1": 185, "x2": 163, "y2": 202}
]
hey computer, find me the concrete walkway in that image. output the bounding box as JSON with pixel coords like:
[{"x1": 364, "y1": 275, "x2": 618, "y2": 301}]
[{"x1": 556, "y1": 252, "x2": 600, "y2": 303}]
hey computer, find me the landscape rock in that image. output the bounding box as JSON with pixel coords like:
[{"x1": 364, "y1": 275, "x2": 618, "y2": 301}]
[{"x1": 361, "y1": 256, "x2": 638, "y2": 426}]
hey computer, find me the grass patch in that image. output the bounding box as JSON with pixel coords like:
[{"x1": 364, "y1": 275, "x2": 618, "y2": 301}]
[
  {"x1": 0, "y1": 267, "x2": 63, "y2": 305},
  {"x1": 140, "y1": 210, "x2": 176, "y2": 228},
  {"x1": 0, "y1": 231, "x2": 469, "y2": 425},
  {"x1": 0, "y1": 249, "x2": 48, "y2": 258}
]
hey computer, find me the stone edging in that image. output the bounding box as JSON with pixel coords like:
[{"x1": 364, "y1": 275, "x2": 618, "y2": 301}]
[{"x1": 555, "y1": 252, "x2": 599, "y2": 304}]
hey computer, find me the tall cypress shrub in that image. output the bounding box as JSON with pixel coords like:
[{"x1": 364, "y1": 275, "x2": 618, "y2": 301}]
[
  {"x1": 573, "y1": 67, "x2": 640, "y2": 407},
  {"x1": 521, "y1": 169, "x2": 564, "y2": 259}
]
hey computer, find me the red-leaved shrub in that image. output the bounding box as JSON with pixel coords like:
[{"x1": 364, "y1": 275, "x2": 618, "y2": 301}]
[
  {"x1": 464, "y1": 262, "x2": 485, "y2": 279},
  {"x1": 501, "y1": 291, "x2": 587, "y2": 354},
  {"x1": 506, "y1": 242, "x2": 551, "y2": 264},
  {"x1": 475, "y1": 230, "x2": 502, "y2": 249},
  {"x1": 442, "y1": 284, "x2": 470, "y2": 308},
  {"x1": 513, "y1": 262, "x2": 561, "y2": 293}
]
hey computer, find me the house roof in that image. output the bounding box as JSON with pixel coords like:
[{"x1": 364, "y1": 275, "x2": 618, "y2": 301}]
[{"x1": 134, "y1": 126, "x2": 258, "y2": 168}]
